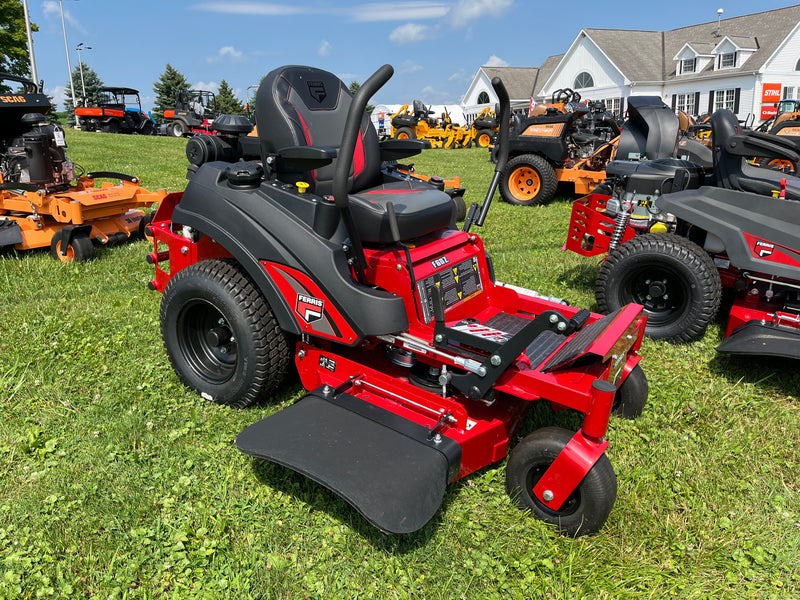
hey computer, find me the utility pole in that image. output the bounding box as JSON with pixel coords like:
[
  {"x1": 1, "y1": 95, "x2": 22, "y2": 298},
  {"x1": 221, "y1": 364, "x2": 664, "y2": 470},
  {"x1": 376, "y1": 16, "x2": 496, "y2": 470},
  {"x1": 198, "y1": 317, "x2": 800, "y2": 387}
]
[
  {"x1": 21, "y1": 0, "x2": 39, "y2": 89},
  {"x1": 59, "y1": 0, "x2": 77, "y2": 107}
]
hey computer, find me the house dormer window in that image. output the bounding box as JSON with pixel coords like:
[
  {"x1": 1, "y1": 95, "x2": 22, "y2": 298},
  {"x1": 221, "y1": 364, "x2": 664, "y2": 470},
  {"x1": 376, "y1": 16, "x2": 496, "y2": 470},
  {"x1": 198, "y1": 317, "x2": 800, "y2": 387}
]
[
  {"x1": 719, "y1": 52, "x2": 736, "y2": 68},
  {"x1": 477, "y1": 91, "x2": 490, "y2": 104},
  {"x1": 681, "y1": 58, "x2": 696, "y2": 74}
]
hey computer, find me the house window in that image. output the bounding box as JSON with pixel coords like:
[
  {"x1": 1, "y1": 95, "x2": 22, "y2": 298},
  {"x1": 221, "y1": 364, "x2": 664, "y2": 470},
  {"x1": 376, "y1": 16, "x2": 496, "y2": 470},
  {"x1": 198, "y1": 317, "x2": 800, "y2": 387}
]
[
  {"x1": 681, "y1": 58, "x2": 696, "y2": 74},
  {"x1": 573, "y1": 72, "x2": 594, "y2": 89},
  {"x1": 604, "y1": 98, "x2": 621, "y2": 115},
  {"x1": 795, "y1": 58, "x2": 800, "y2": 71},
  {"x1": 477, "y1": 91, "x2": 490, "y2": 104},
  {"x1": 783, "y1": 86, "x2": 796, "y2": 100},
  {"x1": 715, "y1": 88, "x2": 736, "y2": 111},
  {"x1": 676, "y1": 93, "x2": 696, "y2": 115},
  {"x1": 719, "y1": 52, "x2": 736, "y2": 68}
]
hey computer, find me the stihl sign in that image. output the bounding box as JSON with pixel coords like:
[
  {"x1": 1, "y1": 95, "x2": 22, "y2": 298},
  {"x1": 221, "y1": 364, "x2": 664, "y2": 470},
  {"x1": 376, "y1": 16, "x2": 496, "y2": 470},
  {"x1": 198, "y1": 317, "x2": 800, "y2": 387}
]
[{"x1": 761, "y1": 83, "x2": 782, "y2": 102}]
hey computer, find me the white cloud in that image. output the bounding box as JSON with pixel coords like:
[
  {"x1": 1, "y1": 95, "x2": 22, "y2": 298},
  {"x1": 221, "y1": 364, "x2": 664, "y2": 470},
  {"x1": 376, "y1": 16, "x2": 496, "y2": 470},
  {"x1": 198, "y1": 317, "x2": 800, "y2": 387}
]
[
  {"x1": 448, "y1": 70, "x2": 471, "y2": 82},
  {"x1": 419, "y1": 85, "x2": 457, "y2": 104},
  {"x1": 206, "y1": 46, "x2": 246, "y2": 64},
  {"x1": 191, "y1": 2, "x2": 310, "y2": 15},
  {"x1": 47, "y1": 85, "x2": 67, "y2": 111},
  {"x1": 449, "y1": 0, "x2": 513, "y2": 28},
  {"x1": 400, "y1": 60, "x2": 423, "y2": 74},
  {"x1": 351, "y1": 2, "x2": 449, "y2": 22},
  {"x1": 193, "y1": 81, "x2": 220, "y2": 94},
  {"x1": 484, "y1": 55, "x2": 509, "y2": 67},
  {"x1": 318, "y1": 40, "x2": 332, "y2": 57},
  {"x1": 389, "y1": 23, "x2": 436, "y2": 44},
  {"x1": 42, "y1": 0, "x2": 88, "y2": 34}
]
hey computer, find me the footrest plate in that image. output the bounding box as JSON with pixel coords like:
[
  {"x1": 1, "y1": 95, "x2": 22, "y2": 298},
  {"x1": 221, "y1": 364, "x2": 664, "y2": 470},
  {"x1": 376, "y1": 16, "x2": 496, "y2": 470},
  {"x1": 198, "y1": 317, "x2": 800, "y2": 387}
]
[{"x1": 237, "y1": 388, "x2": 459, "y2": 534}]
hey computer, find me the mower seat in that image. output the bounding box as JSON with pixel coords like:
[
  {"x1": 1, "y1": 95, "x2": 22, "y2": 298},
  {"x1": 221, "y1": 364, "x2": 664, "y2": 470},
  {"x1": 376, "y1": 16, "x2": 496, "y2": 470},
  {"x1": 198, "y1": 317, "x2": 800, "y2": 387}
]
[
  {"x1": 255, "y1": 65, "x2": 454, "y2": 243},
  {"x1": 711, "y1": 109, "x2": 800, "y2": 200}
]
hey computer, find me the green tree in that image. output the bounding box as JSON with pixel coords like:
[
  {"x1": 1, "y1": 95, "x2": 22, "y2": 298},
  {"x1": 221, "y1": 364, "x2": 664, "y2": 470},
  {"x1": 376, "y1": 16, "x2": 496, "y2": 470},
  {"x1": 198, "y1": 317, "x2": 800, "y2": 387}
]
[
  {"x1": 348, "y1": 80, "x2": 374, "y2": 114},
  {"x1": 152, "y1": 63, "x2": 190, "y2": 118},
  {"x1": 64, "y1": 63, "x2": 103, "y2": 125},
  {"x1": 0, "y1": 0, "x2": 38, "y2": 86},
  {"x1": 212, "y1": 79, "x2": 245, "y2": 115}
]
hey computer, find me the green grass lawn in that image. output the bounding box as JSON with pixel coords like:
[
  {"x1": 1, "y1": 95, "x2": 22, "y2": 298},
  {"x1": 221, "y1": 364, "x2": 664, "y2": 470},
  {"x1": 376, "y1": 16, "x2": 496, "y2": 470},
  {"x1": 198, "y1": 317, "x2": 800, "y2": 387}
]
[{"x1": 0, "y1": 130, "x2": 798, "y2": 599}]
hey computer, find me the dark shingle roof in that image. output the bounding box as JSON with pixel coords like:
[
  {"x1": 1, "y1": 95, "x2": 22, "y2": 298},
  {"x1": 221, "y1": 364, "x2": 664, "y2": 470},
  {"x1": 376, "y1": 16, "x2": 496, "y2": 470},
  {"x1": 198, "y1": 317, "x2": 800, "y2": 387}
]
[
  {"x1": 532, "y1": 54, "x2": 564, "y2": 96},
  {"x1": 480, "y1": 66, "x2": 539, "y2": 100},
  {"x1": 576, "y1": 5, "x2": 800, "y2": 83}
]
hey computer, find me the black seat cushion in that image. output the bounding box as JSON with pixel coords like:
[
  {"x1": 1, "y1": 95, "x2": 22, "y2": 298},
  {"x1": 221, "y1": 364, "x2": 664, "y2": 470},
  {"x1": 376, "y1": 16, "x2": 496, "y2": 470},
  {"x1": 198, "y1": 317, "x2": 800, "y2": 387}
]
[{"x1": 349, "y1": 180, "x2": 455, "y2": 244}]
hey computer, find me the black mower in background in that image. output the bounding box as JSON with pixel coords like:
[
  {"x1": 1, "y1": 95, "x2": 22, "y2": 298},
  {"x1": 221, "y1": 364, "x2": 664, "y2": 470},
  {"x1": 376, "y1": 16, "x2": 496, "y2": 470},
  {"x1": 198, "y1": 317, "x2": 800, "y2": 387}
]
[
  {"x1": 148, "y1": 63, "x2": 649, "y2": 536},
  {"x1": 566, "y1": 97, "x2": 800, "y2": 359}
]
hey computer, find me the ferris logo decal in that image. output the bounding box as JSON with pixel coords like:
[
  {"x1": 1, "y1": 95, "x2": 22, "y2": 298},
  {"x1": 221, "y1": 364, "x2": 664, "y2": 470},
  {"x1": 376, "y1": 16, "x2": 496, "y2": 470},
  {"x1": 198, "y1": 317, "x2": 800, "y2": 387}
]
[
  {"x1": 431, "y1": 256, "x2": 450, "y2": 269},
  {"x1": 307, "y1": 81, "x2": 326, "y2": 103},
  {"x1": 754, "y1": 241, "x2": 775, "y2": 258},
  {"x1": 296, "y1": 294, "x2": 324, "y2": 323}
]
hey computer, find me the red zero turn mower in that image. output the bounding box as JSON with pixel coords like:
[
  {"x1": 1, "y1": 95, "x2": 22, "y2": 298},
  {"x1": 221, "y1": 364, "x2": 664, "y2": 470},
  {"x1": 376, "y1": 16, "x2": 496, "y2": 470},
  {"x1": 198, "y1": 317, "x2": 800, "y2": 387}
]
[{"x1": 149, "y1": 65, "x2": 648, "y2": 535}]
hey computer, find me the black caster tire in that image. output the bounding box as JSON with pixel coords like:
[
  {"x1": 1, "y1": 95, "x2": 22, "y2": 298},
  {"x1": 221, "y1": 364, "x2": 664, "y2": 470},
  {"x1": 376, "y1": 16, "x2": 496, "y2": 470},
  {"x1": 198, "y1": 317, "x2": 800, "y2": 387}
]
[
  {"x1": 506, "y1": 427, "x2": 617, "y2": 536},
  {"x1": 612, "y1": 363, "x2": 648, "y2": 419},
  {"x1": 49, "y1": 230, "x2": 95, "y2": 262}
]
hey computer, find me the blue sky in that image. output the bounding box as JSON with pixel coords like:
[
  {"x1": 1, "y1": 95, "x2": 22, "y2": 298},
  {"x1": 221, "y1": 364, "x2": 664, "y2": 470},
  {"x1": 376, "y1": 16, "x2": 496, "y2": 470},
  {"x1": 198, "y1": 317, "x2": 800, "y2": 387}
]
[{"x1": 22, "y1": 0, "x2": 800, "y2": 112}]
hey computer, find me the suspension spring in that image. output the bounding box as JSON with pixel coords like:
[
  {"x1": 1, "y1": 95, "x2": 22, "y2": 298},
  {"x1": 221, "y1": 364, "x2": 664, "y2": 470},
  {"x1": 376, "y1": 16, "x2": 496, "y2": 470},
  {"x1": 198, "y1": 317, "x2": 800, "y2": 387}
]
[{"x1": 609, "y1": 205, "x2": 630, "y2": 252}]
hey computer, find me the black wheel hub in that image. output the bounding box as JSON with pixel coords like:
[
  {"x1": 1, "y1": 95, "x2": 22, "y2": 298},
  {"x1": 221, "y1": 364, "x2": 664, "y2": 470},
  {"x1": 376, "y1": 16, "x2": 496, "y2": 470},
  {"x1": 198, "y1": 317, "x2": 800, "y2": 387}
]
[
  {"x1": 177, "y1": 301, "x2": 237, "y2": 384},
  {"x1": 625, "y1": 268, "x2": 687, "y2": 325},
  {"x1": 526, "y1": 464, "x2": 581, "y2": 517}
]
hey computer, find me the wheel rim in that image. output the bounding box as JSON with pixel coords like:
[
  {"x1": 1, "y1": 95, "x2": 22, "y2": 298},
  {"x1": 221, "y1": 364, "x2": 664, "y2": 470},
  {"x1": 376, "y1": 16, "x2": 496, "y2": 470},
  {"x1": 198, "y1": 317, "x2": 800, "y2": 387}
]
[
  {"x1": 55, "y1": 241, "x2": 74, "y2": 263},
  {"x1": 479, "y1": 133, "x2": 491, "y2": 147},
  {"x1": 618, "y1": 263, "x2": 690, "y2": 326},
  {"x1": 397, "y1": 131, "x2": 409, "y2": 139},
  {"x1": 509, "y1": 166, "x2": 541, "y2": 201},
  {"x1": 525, "y1": 462, "x2": 581, "y2": 517},
  {"x1": 177, "y1": 300, "x2": 237, "y2": 385}
]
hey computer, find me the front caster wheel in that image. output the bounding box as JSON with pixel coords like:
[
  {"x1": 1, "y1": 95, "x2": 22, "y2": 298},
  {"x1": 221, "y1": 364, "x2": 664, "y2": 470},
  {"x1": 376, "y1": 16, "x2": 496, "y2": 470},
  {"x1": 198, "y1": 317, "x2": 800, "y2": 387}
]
[
  {"x1": 160, "y1": 259, "x2": 292, "y2": 408},
  {"x1": 506, "y1": 427, "x2": 617, "y2": 536},
  {"x1": 612, "y1": 363, "x2": 648, "y2": 419}
]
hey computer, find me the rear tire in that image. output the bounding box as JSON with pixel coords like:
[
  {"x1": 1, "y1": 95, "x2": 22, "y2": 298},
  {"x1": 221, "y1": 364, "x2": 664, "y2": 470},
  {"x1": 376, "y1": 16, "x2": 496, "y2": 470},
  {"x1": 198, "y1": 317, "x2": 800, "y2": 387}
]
[
  {"x1": 160, "y1": 259, "x2": 292, "y2": 408},
  {"x1": 394, "y1": 127, "x2": 416, "y2": 140},
  {"x1": 506, "y1": 427, "x2": 617, "y2": 536},
  {"x1": 476, "y1": 128, "x2": 493, "y2": 148},
  {"x1": 596, "y1": 233, "x2": 721, "y2": 343},
  {"x1": 172, "y1": 120, "x2": 187, "y2": 137},
  {"x1": 49, "y1": 230, "x2": 94, "y2": 262},
  {"x1": 500, "y1": 154, "x2": 558, "y2": 206},
  {"x1": 103, "y1": 120, "x2": 120, "y2": 134}
]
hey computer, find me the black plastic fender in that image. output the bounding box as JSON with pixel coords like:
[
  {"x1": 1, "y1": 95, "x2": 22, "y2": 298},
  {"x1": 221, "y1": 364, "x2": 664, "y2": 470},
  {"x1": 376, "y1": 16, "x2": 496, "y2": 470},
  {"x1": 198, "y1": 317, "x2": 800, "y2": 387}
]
[
  {"x1": 658, "y1": 186, "x2": 800, "y2": 280},
  {"x1": 171, "y1": 162, "x2": 409, "y2": 342}
]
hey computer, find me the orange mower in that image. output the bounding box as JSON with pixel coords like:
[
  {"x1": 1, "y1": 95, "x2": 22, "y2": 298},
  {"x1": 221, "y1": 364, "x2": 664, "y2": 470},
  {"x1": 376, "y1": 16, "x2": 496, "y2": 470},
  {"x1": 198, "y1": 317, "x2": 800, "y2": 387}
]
[{"x1": 0, "y1": 73, "x2": 166, "y2": 262}]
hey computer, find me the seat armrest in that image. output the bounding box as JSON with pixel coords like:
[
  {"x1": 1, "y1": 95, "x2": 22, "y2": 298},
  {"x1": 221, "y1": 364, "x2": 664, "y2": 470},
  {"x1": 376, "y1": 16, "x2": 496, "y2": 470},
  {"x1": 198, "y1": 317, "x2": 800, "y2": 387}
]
[
  {"x1": 379, "y1": 138, "x2": 430, "y2": 161},
  {"x1": 276, "y1": 145, "x2": 337, "y2": 172}
]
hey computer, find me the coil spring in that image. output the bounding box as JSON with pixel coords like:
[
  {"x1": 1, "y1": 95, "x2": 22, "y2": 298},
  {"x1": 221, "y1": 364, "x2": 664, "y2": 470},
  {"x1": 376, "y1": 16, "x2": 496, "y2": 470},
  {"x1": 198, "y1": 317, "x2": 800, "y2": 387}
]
[{"x1": 609, "y1": 207, "x2": 630, "y2": 252}]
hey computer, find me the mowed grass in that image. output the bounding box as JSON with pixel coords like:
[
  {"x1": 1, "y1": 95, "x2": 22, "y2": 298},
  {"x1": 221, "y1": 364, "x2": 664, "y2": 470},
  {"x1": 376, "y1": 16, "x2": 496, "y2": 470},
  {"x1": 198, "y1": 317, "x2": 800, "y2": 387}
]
[{"x1": 0, "y1": 130, "x2": 798, "y2": 599}]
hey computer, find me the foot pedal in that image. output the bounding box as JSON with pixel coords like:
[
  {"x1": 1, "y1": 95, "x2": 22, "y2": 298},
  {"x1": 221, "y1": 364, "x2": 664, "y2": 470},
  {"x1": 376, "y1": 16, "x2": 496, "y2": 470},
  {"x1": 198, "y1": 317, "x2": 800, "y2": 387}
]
[{"x1": 236, "y1": 386, "x2": 461, "y2": 534}]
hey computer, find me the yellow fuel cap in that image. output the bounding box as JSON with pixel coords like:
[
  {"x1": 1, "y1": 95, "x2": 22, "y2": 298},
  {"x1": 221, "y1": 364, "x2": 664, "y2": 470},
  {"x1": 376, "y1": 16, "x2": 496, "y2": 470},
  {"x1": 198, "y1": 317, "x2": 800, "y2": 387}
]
[{"x1": 296, "y1": 181, "x2": 310, "y2": 194}]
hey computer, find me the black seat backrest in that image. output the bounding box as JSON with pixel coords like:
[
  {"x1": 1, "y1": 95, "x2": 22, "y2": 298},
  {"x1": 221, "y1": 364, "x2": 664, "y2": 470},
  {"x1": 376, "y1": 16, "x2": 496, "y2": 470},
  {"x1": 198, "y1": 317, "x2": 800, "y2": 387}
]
[
  {"x1": 255, "y1": 65, "x2": 382, "y2": 195},
  {"x1": 711, "y1": 109, "x2": 800, "y2": 199},
  {"x1": 617, "y1": 96, "x2": 679, "y2": 160}
]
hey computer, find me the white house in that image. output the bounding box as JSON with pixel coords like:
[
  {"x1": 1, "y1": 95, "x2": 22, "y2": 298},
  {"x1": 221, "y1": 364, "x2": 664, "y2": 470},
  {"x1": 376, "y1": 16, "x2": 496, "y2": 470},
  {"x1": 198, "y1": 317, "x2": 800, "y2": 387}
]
[{"x1": 464, "y1": 5, "x2": 800, "y2": 123}]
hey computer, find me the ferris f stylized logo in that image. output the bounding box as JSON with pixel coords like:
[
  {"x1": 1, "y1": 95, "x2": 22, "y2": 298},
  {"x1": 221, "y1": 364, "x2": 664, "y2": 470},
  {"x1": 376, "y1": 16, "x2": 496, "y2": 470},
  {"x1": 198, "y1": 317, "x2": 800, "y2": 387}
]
[{"x1": 307, "y1": 81, "x2": 326, "y2": 103}]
